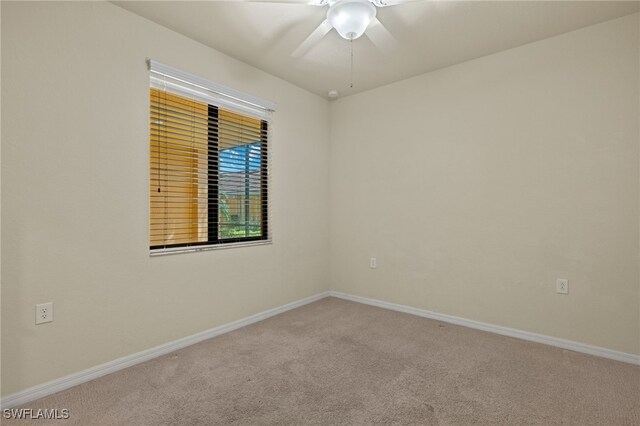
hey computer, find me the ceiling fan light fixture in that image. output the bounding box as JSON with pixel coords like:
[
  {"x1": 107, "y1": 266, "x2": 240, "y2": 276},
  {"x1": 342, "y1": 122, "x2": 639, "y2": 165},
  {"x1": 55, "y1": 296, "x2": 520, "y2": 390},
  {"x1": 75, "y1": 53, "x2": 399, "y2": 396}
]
[{"x1": 327, "y1": 0, "x2": 376, "y2": 40}]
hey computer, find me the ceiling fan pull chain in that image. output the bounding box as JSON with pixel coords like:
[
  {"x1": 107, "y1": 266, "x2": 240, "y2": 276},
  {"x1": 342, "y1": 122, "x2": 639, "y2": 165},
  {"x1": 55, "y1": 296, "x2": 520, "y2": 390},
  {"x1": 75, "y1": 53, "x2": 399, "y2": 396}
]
[{"x1": 350, "y1": 39, "x2": 354, "y2": 89}]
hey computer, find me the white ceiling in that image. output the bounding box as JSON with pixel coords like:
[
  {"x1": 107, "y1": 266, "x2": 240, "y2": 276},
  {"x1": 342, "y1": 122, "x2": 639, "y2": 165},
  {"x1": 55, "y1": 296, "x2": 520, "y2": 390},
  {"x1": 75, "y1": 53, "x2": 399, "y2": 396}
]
[{"x1": 113, "y1": 1, "x2": 639, "y2": 99}]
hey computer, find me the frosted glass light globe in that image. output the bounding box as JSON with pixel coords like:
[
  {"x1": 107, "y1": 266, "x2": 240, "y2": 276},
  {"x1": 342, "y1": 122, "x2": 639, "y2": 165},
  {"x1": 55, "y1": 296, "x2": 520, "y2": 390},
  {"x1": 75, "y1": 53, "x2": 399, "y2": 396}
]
[{"x1": 327, "y1": 0, "x2": 376, "y2": 40}]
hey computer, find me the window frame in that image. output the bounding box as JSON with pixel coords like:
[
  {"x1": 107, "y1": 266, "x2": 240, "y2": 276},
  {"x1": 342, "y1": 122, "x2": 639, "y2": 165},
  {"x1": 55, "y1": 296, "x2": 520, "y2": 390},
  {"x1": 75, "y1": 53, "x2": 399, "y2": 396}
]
[{"x1": 148, "y1": 60, "x2": 273, "y2": 256}]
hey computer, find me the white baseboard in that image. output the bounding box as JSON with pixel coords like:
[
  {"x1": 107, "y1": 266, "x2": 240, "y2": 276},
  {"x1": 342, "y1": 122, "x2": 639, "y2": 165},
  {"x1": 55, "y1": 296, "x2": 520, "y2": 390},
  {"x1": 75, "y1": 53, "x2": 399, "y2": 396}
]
[
  {"x1": 0, "y1": 291, "x2": 330, "y2": 409},
  {"x1": 329, "y1": 291, "x2": 640, "y2": 366},
  {"x1": 4, "y1": 289, "x2": 637, "y2": 409}
]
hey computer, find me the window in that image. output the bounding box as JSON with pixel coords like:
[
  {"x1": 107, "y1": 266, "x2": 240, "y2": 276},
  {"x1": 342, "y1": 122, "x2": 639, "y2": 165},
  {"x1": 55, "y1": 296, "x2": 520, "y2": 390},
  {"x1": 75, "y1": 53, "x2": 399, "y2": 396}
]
[{"x1": 149, "y1": 61, "x2": 275, "y2": 255}]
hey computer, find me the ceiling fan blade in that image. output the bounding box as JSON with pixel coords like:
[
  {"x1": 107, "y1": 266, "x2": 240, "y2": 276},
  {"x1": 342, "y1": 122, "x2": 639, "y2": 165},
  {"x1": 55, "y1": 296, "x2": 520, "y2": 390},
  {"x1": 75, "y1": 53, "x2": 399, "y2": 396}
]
[
  {"x1": 221, "y1": 0, "x2": 325, "y2": 4},
  {"x1": 291, "y1": 19, "x2": 333, "y2": 58},
  {"x1": 365, "y1": 17, "x2": 397, "y2": 53},
  {"x1": 372, "y1": 0, "x2": 422, "y2": 7}
]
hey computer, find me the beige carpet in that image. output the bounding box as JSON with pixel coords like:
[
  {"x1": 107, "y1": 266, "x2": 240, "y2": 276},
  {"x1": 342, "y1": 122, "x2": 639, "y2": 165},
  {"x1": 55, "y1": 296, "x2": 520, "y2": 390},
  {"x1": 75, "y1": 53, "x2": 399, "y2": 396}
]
[{"x1": 4, "y1": 297, "x2": 639, "y2": 425}]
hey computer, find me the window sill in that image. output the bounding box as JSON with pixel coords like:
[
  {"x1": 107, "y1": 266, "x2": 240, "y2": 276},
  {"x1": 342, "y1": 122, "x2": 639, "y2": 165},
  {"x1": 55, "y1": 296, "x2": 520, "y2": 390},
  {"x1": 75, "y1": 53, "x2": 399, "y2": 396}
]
[{"x1": 150, "y1": 239, "x2": 272, "y2": 257}]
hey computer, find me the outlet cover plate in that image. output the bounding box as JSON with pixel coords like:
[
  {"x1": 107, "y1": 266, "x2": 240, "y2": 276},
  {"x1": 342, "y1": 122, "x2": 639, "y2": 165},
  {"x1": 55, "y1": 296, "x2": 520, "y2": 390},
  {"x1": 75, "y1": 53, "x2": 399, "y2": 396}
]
[
  {"x1": 556, "y1": 279, "x2": 569, "y2": 295},
  {"x1": 36, "y1": 302, "x2": 53, "y2": 324}
]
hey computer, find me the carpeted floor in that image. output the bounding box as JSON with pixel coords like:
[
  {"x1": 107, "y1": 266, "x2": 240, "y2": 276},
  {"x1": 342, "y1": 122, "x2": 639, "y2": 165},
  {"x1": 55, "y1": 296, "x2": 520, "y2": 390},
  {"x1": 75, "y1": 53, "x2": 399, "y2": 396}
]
[{"x1": 4, "y1": 297, "x2": 640, "y2": 425}]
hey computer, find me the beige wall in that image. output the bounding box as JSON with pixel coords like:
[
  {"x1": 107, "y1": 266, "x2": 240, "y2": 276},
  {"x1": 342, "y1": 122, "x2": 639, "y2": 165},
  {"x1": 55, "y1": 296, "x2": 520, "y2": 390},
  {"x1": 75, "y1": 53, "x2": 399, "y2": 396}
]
[
  {"x1": 1, "y1": 1, "x2": 330, "y2": 396},
  {"x1": 2, "y1": 1, "x2": 638, "y2": 399},
  {"x1": 329, "y1": 14, "x2": 640, "y2": 355},
  {"x1": 0, "y1": 0, "x2": 3, "y2": 399}
]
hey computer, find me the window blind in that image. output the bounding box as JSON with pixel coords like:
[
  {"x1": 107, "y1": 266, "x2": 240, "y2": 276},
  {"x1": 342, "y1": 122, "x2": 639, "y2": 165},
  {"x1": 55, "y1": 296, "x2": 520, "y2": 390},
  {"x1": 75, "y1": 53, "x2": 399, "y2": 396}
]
[{"x1": 148, "y1": 60, "x2": 275, "y2": 255}]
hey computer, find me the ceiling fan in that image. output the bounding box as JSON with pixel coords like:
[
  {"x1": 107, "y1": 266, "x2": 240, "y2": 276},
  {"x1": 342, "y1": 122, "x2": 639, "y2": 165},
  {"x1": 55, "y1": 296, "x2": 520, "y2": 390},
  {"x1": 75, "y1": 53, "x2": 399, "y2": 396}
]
[{"x1": 238, "y1": 0, "x2": 418, "y2": 57}]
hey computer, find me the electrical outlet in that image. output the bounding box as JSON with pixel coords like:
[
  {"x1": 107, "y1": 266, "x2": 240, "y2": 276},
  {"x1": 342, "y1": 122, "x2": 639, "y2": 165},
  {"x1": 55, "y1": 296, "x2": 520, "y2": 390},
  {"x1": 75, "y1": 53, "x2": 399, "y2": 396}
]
[
  {"x1": 556, "y1": 279, "x2": 569, "y2": 295},
  {"x1": 370, "y1": 257, "x2": 377, "y2": 269},
  {"x1": 36, "y1": 302, "x2": 53, "y2": 324}
]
